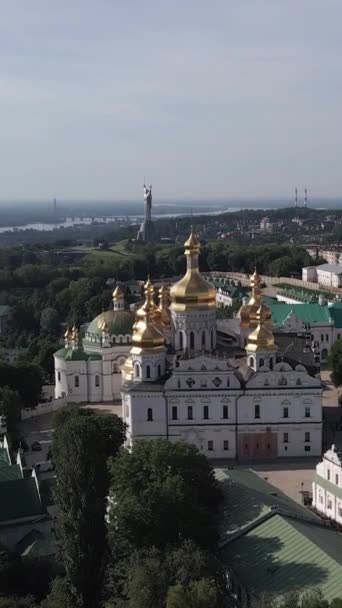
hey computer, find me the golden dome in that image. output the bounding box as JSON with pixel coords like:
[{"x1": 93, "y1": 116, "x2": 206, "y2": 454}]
[
  {"x1": 64, "y1": 326, "x2": 72, "y2": 339},
  {"x1": 246, "y1": 302, "x2": 276, "y2": 353},
  {"x1": 158, "y1": 285, "x2": 171, "y2": 328},
  {"x1": 113, "y1": 284, "x2": 124, "y2": 300},
  {"x1": 121, "y1": 355, "x2": 134, "y2": 382},
  {"x1": 71, "y1": 325, "x2": 80, "y2": 344},
  {"x1": 170, "y1": 229, "x2": 216, "y2": 312},
  {"x1": 131, "y1": 279, "x2": 165, "y2": 354},
  {"x1": 239, "y1": 268, "x2": 262, "y2": 330}
]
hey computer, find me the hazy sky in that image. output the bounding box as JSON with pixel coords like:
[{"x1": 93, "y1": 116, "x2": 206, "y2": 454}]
[{"x1": 1, "y1": 1, "x2": 342, "y2": 201}]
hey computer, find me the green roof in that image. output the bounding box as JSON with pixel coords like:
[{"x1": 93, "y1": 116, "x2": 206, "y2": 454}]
[
  {"x1": 216, "y1": 468, "x2": 315, "y2": 540},
  {"x1": 0, "y1": 447, "x2": 10, "y2": 467},
  {"x1": 16, "y1": 529, "x2": 56, "y2": 558},
  {"x1": 0, "y1": 464, "x2": 22, "y2": 482},
  {"x1": 217, "y1": 469, "x2": 342, "y2": 603},
  {"x1": 221, "y1": 513, "x2": 342, "y2": 603},
  {"x1": 313, "y1": 473, "x2": 342, "y2": 501},
  {"x1": 54, "y1": 347, "x2": 101, "y2": 361},
  {"x1": 269, "y1": 303, "x2": 331, "y2": 325},
  {"x1": 0, "y1": 478, "x2": 43, "y2": 522},
  {"x1": 86, "y1": 309, "x2": 134, "y2": 337},
  {"x1": 328, "y1": 303, "x2": 342, "y2": 329}
]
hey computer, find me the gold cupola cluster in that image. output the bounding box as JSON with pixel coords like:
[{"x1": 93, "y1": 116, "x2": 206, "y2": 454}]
[
  {"x1": 130, "y1": 278, "x2": 166, "y2": 355},
  {"x1": 170, "y1": 229, "x2": 216, "y2": 312},
  {"x1": 246, "y1": 301, "x2": 276, "y2": 353},
  {"x1": 239, "y1": 268, "x2": 262, "y2": 329}
]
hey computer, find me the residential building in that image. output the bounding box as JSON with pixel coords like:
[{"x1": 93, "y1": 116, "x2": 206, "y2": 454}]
[
  {"x1": 0, "y1": 434, "x2": 54, "y2": 556},
  {"x1": 312, "y1": 443, "x2": 342, "y2": 524},
  {"x1": 302, "y1": 263, "x2": 342, "y2": 288}
]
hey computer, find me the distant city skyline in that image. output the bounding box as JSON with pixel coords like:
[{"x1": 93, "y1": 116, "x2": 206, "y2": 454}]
[{"x1": 1, "y1": 1, "x2": 342, "y2": 200}]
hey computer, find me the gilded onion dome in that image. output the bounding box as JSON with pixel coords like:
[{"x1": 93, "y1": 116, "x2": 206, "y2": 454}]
[
  {"x1": 112, "y1": 284, "x2": 125, "y2": 300},
  {"x1": 131, "y1": 279, "x2": 165, "y2": 355},
  {"x1": 170, "y1": 230, "x2": 216, "y2": 312},
  {"x1": 158, "y1": 285, "x2": 171, "y2": 328},
  {"x1": 238, "y1": 268, "x2": 262, "y2": 329},
  {"x1": 246, "y1": 301, "x2": 276, "y2": 353}
]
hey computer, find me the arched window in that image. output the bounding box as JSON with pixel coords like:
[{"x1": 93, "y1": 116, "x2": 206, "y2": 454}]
[
  {"x1": 57, "y1": 371, "x2": 61, "y2": 382},
  {"x1": 113, "y1": 362, "x2": 117, "y2": 373},
  {"x1": 147, "y1": 408, "x2": 153, "y2": 421},
  {"x1": 158, "y1": 364, "x2": 161, "y2": 377},
  {"x1": 112, "y1": 337, "x2": 116, "y2": 344},
  {"x1": 322, "y1": 349, "x2": 328, "y2": 360},
  {"x1": 135, "y1": 363, "x2": 140, "y2": 378},
  {"x1": 95, "y1": 375, "x2": 100, "y2": 387},
  {"x1": 211, "y1": 329, "x2": 214, "y2": 350},
  {"x1": 146, "y1": 365, "x2": 151, "y2": 379},
  {"x1": 190, "y1": 331, "x2": 195, "y2": 350},
  {"x1": 226, "y1": 377, "x2": 230, "y2": 387},
  {"x1": 75, "y1": 375, "x2": 79, "y2": 388},
  {"x1": 179, "y1": 331, "x2": 183, "y2": 349},
  {"x1": 270, "y1": 358, "x2": 274, "y2": 370},
  {"x1": 296, "y1": 377, "x2": 302, "y2": 386},
  {"x1": 249, "y1": 357, "x2": 254, "y2": 369},
  {"x1": 202, "y1": 331, "x2": 206, "y2": 348},
  {"x1": 259, "y1": 358, "x2": 264, "y2": 368}
]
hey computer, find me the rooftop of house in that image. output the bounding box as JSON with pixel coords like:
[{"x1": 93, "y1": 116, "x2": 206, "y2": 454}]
[
  {"x1": 0, "y1": 477, "x2": 43, "y2": 523},
  {"x1": 316, "y1": 263, "x2": 342, "y2": 274},
  {"x1": 269, "y1": 302, "x2": 332, "y2": 326},
  {"x1": 216, "y1": 468, "x2": 342, "y2": 603}
]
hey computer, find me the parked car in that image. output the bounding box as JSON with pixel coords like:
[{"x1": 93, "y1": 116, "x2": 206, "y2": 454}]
[
  {"x1": 34, "y1": 460, "x2": 54, "y2": 473},
  {"x1": 31, "y1": 441, "x2": 42, "y2": 452}
]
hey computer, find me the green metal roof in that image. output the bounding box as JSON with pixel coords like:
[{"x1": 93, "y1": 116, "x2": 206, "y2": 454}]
[
  {"x1": 87, "y1": 309, "x2": 134, "y2": 337},
  {"x1": 269, "y1": 303, "x2": 331, "y2": 325},
  {"x1": 328, "y1": 304, "x2": 342, "y2": 329},
  {"x1": 15, "y1": 529, "x2": 56, "y2": 558},
  {"x1": 216, "y1": 468, "x2": 342, "y2": 603},
  {"x1": 0, "y1": 447, "x2": 10, "y2": 467},
  {"x1": 313, "y1": 473, "x2": 342, "y2": 501},
  {"x1": 54, "y1": 347, "x2": 101, "y2": 361},
  {"x1": 221, "y1": 513, "x2": 342, "y2": 602},
  {"x1": 215, "y1": 468, "x2": 315, "y2": 541},
  {"x1": 0, "y1": 478, "x2": 43, "y2": 522},
  {"x1": 0, "y1": 464, "x2": 22, "y2": 482}
]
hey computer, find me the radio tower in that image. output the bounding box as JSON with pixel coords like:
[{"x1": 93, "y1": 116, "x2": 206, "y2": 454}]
[
  {"x1": 304, "y1": 188, "x2": 308, "y2": 208},
  {"x1": 294, "y1": 188, "x2": 298, "y2": 208}
]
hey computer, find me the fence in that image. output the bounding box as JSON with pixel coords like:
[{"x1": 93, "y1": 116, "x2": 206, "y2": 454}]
[{"x1": 21, "y1": 396, "x2": 68, "y2": 420}]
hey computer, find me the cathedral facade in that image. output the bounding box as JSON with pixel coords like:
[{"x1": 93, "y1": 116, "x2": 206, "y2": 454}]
[
  {"x1": 121, "y1": 231, "x2": 323, "y2": 460},
  {"x1": 54, "y1": 286, "x2": 135, "y2": 402}
]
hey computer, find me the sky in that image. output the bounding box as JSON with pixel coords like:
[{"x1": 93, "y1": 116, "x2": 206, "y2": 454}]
[{"x1": 0, "y1": 0, "x2": 342, "y2": 202}]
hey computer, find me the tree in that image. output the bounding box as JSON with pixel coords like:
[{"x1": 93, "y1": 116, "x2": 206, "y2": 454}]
[
  {"x1": 105, "y1": 540, "x2": 225, "y2": 608},
  {"x1": 329, "y1": 341, "x2": 342, "y2": 388},
  {"x1": 108, "y1": 439, "x2": 222, "y2": 552},
  {"x1": 52, "y1": 409, "x2": 125, "y2": 608},
  {"x1": 40, "y1": 577, "x2": 75, "y2": 608},
  {"x1": 40, "y1": 308, "x2": 60, "y2": 336},
  {"x1": 166, "y1": 579, "x2": 219, "y2": 608},
  {"x1": 0, "y1": 387, "x2": 23, "y2": 433}
]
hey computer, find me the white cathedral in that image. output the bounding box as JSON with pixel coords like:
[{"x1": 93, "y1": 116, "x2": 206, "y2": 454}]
[{"x1": 54, "y1": 230, "x2": 323, "y2": 460}]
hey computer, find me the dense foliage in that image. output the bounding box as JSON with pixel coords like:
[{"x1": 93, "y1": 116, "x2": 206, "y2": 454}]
[
  {"x1": 107, "y1": 439, "x2": 222, "y2": 551},
  {"x1": 51, "y1": 409, "x2": 125, "y2": 608}
]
